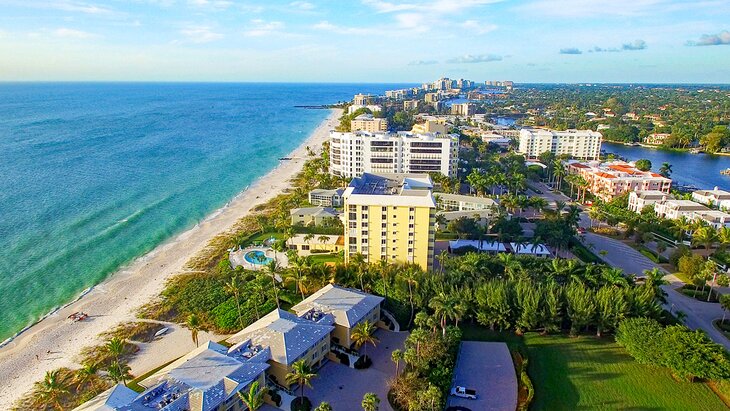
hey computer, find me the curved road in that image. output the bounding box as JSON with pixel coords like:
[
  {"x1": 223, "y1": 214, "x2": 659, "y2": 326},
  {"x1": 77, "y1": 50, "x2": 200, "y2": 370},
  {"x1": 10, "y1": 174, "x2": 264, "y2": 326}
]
[{"x1": 582, "y1": 232, "x2": 730, "y2": 351}]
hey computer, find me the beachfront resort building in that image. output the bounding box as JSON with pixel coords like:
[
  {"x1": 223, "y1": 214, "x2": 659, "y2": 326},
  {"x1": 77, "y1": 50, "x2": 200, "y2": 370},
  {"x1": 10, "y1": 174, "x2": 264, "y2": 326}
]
[
  {"x1": 350, "y1": 113, "x2": 388, "y2": 132},
  {"x1": 73, "y1": 341, "x2": 270, "y2": 411},
  {"x1": 517, "y1": 128, "x2": 602, "y2": 160},
  {"x1": 308, "y1": 188, "x2": 344, "y2": 207},
  {"x1": 628, "y1": 190, "x2": 673, "y2": 213},
  {"x1": 692, "y1": 187, "x2": 730, "y2": 210},
  {"x1": 292, "y1": 284, "x2": 384, "y2": 349},
  {"x1": 342, "y1": 173, "x2": 436, "y2": 270},
  {"x1": 567, "y1": 161, "x2": 672, "y2": 202},
  {"x1": 329, "y1": 130, "x2": 459, "y2": 179},
  {"x1": 287, "y1": 234, "x2": 344, "y2": 255},
  {"x1": 290, "y1": 206, "x2": 340, "y2": 226},
  {"x1": 228, "y1": 309, "x2": 334, "y2": 391}
]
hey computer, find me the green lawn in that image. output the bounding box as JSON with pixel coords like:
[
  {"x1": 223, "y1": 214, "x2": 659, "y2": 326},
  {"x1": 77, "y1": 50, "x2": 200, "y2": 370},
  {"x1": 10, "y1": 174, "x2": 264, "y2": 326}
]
[
  {"x1": 247, "y1": 231, "x2": 286, "y2": 244},
  {"x1": 308, "y1": 252, "x2": 343, "y2": 264},
  {"x1": 460, "y1": 325, "x2": 728, "y2": 410}
]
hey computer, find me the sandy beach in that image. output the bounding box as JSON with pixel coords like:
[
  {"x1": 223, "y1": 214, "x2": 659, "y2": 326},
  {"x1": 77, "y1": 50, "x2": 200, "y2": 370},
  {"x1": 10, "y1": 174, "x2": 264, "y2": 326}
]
[{"x1": 0, "y1": 108, "x2": 341, "y2": 409}]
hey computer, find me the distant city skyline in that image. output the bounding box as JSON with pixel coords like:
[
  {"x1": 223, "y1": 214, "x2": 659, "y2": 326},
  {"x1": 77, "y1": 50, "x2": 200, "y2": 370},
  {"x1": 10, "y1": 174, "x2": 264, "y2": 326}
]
[{"x1": 1, "y1": 0, "x2": 729, "y2": 83}]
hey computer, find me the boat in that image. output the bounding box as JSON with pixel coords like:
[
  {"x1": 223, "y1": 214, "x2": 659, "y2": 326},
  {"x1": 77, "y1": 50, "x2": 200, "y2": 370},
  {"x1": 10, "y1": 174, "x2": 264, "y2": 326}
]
[
  {"x1": 154, "y1": 327, "x2": 169, "y2": 338},
  {"x1": 690, "y1": 148, "x2": 702, "y2": 154},
  {"x1": 721, "y1": 168, "x2": 730, "y2": 176}
]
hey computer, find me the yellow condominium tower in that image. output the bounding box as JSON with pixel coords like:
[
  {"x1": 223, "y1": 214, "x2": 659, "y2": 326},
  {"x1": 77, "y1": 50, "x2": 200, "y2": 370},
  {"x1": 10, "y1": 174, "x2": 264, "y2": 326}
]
[{"x1": 343, "y1": 173, "x2": 436, "y2": 270}]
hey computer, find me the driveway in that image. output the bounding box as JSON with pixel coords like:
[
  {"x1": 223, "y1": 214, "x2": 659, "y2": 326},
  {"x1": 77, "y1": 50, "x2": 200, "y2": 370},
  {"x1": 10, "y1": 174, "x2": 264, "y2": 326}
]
[
  {"x1": 447, "y1": 341, "x2": 517, "y2": 411},
  {"x1": 583, "y1": 232, "x2": 730, "y2": 351},
  {"x1": 582, "y1": 233, "x2": 659, "y2": 277},
  {"x1": 306, "y1": 330, "x2": 408, "y2": 411}
]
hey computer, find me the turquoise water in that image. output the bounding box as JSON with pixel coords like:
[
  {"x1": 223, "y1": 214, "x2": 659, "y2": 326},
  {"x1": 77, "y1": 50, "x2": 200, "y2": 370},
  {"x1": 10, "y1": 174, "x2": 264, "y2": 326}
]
[
  {"x1": 0, "y1": 83, "x2": 408, "y2": 342},
  {"x1": 244, "y1": 250, "x2": 272, "y2": 265},
  {"x1": 603, "y1": 142, "x2": 730, "y2": 190}
]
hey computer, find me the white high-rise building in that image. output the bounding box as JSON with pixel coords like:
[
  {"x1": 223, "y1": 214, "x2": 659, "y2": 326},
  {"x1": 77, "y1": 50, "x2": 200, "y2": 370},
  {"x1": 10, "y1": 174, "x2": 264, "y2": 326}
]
[
  {"x1": 517, "y1": 128, "x2": 602, "y2": 160},
  {"x1": 329, "y1": 131, "x2": 459, "y2": 179}
]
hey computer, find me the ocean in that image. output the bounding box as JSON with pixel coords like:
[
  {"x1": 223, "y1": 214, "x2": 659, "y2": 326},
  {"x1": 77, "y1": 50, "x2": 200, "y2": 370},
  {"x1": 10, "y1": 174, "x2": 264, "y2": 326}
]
[{"x1": 0, "y1": 82, "x2": 409, "y2": 342}]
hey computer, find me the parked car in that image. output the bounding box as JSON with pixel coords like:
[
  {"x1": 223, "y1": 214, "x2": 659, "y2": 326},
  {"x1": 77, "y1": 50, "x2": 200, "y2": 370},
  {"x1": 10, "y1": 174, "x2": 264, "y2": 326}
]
[
  {"x1": 450, "y1": 386, "x2": 477, "y2": 399},
  {"x1": 577, "y1": 227, "x2": 586, "y2": 234}
]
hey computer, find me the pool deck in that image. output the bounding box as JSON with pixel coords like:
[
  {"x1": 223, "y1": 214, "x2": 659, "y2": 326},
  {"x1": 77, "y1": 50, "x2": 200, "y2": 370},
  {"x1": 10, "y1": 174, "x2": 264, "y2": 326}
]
[{"x1": 229, "y1": 246, "x2": 288, "y2": 272}]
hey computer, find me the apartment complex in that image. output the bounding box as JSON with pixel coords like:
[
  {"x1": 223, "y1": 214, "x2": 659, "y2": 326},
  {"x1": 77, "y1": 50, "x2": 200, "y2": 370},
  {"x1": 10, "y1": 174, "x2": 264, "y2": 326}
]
[
  {"x1": 329, "y1": 130, "x2": 458, "y2": 179},
  {"x1": 290, "y1": 206, "x2": 340, "y2": 226},
  {"x1": 350, "y1": 113, "x2": 388, "y2": 132},
  {"x1": 403, "y1": 99, "x2": 419, "y2": 111},
  {"x1": 292, "y1": 284, "x2": 384, "y2": 349},
  {"x1": 436, "y1": 193, "x2": 499, "y2": 212},
  {"x1": 74, "y1": 341, "x2": 270, "y2": 411},
  {"x1": 347, "y1": 104, "x2": 382, "y2": 115},
  {"x1": 342, "y1": 173, "x2": 436, "y2": 270},
  {"x1": 654, "y1": 199, "x2": 710, "y2": 220},
  {"x1": 628, "y1": 190, "x2": 672, "y2": 213},
  {"x1": 411, "y1": 120, "x2": 448, "y2": 134},
  {"x1": 308, "y1": 188, "x2": 344, "y2": 207},
  {"x1": 692, "y1": 186, "x2": 730, "y2": 210},
  {"x1": 567, "y1": 161, "x2": 672, "y2": 202},
  {"x1": 229, "y1": 309, "x2": 334, "y2": 391},
  {"x1": 517, "y1": 128, "x2": 602, "y2": 160},
  {"x1": 451, "y1": 102, "x2": 476, "y2": 117}
]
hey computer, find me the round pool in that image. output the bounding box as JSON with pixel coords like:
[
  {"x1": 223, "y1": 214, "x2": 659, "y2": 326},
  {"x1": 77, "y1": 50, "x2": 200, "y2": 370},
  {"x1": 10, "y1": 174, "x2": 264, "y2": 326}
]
[{"x1": 244, "y1": 250, "x2": 273, "y2": 265}]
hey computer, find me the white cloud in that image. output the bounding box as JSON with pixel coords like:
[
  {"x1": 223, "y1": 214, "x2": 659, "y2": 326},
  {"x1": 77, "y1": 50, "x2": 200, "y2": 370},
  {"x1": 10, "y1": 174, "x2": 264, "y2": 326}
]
[
  {"x1": 687, "y1": 30, "x2": 730, "y2": 46},
  {"x1": 361, "y1": 0, "x2": 417, "y2": 13},
  {"x1": 244, "y1": 19, "x2": 284, "y2": 37},
  {"x1": 289, "y1": 1, "x2": 315, "y2": 10},
  {"x1": 622, "y1": 39, "x2": 647, "y2": 50},
  {"x1": 53, "y1": 1, "x2": 113, "y2": 15},
  {"x1": 408, "y1": 59, "x2": 439, "y2": 65},
  {"x1": 312, "y1": 21, "x2": 379, "y2": 36},
  {"x1": 53, "y1": 28, "x2": 97, "y2": 39},
  {"x1": 559, "y1": 48, "x2": 582, "y2": 54},
  {"x1": 446, "y1": 54, "x2": 502, "y2": 63},
  {"x1": 463, "y1": 20, "x2": 498, "y2": 34},
  {"x1": 187, "y1": 0, "x2": 233, "y2": 10},
  {"x1": 362, "y1": 0, "x2": 503, "y2": 14},
  {"x1": 179, "y1": 26, "x2": 223, "y2": 43}
]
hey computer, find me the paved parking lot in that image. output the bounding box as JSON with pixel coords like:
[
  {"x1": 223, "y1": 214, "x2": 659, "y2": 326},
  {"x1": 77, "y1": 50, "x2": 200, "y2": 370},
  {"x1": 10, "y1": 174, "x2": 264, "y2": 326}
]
[
  {"x1": 306, "y1": 330, "x2": 408, "y2": 411},
  {"x1": 448, "y1": 341, "x2": 517, "y2": 411}
]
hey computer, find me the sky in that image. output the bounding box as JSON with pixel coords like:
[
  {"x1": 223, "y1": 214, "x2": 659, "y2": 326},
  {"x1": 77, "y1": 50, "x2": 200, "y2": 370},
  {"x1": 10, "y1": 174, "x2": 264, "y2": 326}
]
[{"x1": 0, "y1": 0, "x2": 729, "y2": 83}]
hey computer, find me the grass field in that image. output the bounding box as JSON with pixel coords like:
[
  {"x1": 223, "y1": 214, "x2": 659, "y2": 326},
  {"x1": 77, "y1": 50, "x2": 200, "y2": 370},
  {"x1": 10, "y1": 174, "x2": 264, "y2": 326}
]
[{"x1": 460, "y1": 325, "x2": 728, "y2": 410}]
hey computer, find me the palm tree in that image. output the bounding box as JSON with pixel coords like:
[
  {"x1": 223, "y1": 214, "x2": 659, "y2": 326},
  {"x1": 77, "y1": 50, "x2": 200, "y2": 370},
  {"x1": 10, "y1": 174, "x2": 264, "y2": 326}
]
[
  {"x1": 73, "y1": 363, "x2": 100, "y2": 394},
  {"x1": 286, "y1": 255, "x2": 310, "y2": 299},
  {"x1": 318, "y1": 235, "x2": 330, "y2": 252},
  {"x1": 693, "y1": 226, "x2": 718, "y2": 254},
  {"x1": 286, "y1": 359, "x2": 317, "y2": 404},
  {"x1": 238, "y1": 381, "x2": 267, "y2": 411},
  {"x1": 720, "y1": 294, "x2": 730, "y2": 324},
  {"x1": 400, "y1": 266, "x2": 420, "y2": 328},
  {"x1": 108, "y1": 360, "x2": 132, "y2": 386},
  {"x1": 34, "y1": 370, "x2": 69, "y2": 411},
  {"x1": 659, "y1": 162, "x2": 673, "y2": 178},
  {"x1": 362, "y1": 392, "x2": 381, "y2": 411},
  {"x1": 266, "y1": 259, "x2": 281, "y2": 309},
  {"x1": 718, "y1": 226, "x2": 730, "y2": 251},
  {"x1": 350, "y1": 252, "x2": 367, "y2": 290},
  {"x1": 187, "y1": 313, "x2": 202, "y2": 347},
  {"x1": 224, "y1": 276, "x2": 245, "y2": 330},
  {"x1": 674, "y1": 216, "x2": 693, "y2": 242},
  {"x1": 303, "y1": 233, "x2": 315, "y2": 250},
  {"x1": 391, "y1": 349, "x2": 404, "y2": 375},
  {"x1": 314, "y1": 402, "x2": 334, "y2": 411},
  {"x1": 105, "y1": 337, "x2": 125, "y2": 362},
  {"x1": 553, "y1": 159, "x2": 566, "y2": 190},
  {"x1": 351, "y1": 320, "x2": 379, "y2": 360},
  {"x1": 429, "y1": 292, "x2": 458, "y2": 336}
]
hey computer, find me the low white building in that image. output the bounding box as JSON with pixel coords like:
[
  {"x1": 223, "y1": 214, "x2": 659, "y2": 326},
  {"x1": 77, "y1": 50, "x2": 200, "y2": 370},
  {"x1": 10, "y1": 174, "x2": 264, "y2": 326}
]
[
  {"x1": 449, "y1": 239, "x2": 506, "y2": 254},
  {"x1": 347, "y1": 104, "x2": 382, "y2": 115},
  {"x1": 436, "y1": 193, "x2": 499, "y2": 212},
  {"x1": 309, "y1": 188, "x2": 344, "y2": 207},
  {"x1": 628, "y1": 190, "x2": 673, "y2": 213},
  {"x1": 510, "y1": 243, "x2": 551, "y2": 257},
  {"x1": 693, "y1": 209, "x2": 730, "y2": 229},
  {"x1": 692, "y1": 187, "x2": 730, "y2": 210},
  {"x1": 654, "y1": 199, "x2": 709, "y2": 220},
  {"x1": 290, "y1": 207, "x2": 340, "y2": 226}
]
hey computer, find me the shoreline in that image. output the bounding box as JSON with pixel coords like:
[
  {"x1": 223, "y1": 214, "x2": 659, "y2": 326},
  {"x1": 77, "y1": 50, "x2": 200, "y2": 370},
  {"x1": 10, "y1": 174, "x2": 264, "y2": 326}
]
[{"x1": 0, "y1": 108, "x2": 341, "y2": 409}]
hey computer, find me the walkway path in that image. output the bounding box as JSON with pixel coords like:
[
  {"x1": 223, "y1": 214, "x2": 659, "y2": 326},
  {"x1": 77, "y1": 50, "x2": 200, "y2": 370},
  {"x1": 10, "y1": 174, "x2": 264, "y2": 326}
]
[{"x1": 582, "y1": 232, "x2": 730, "y2": 351}]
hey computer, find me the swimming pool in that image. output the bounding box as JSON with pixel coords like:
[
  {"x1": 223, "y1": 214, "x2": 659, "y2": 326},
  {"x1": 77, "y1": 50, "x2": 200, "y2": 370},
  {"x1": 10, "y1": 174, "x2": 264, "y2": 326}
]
[{"x1": 244, "y1": 250, "x2": 273, "y2": 265}]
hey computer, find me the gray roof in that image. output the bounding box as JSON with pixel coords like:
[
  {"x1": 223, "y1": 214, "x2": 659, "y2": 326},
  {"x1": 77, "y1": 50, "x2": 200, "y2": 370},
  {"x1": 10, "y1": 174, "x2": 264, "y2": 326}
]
[
  {"x1": 74, "y1": 341, "x2": 270, "y2": 411},
  {"x1": 348, "y1": 173, "x2": 433, "y2": 195},
  {"x1": 290, "y1": 207, "x2": 339, "y2": 217},
  {"x1": 309, "y1": 188, "x2": 343, "y2": 196},
  {"x1": 229, "y1": 309, "x2": 334, "y2": 366},
  {"x1": 292, "y1": 284, "x2": 385, "y2": 328}
]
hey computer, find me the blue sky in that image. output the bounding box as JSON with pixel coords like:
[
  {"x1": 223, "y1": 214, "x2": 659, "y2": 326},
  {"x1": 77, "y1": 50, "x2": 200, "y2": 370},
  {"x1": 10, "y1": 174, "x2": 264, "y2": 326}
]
[{"x1": 0, "y1": 0, "x2": 729, "y2": 83}]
